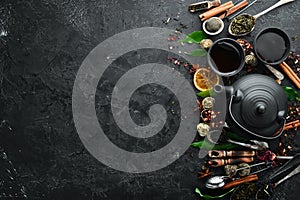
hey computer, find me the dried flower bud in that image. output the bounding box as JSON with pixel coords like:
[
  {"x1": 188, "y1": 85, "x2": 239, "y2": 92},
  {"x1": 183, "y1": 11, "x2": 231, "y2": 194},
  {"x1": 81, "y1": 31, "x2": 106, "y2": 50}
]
[
  {"x1": 237, "y1": 38, "x2": 253, "y2": 55},
  {"x1": 197, "y1": 123, "x2": 210, "y2": 137},
  {"x1": 224, "y1": 164, "x2": 238, "y2": 176},
  {"x1": 238, "y1": 163, "x2": 251, "y2": 177},
  {"x1": 202, "y1": 97, "x2": 215, "y2": 109},
  {"x1": 200, "y1": 39, "x2": 213, "y2": 49},
  {"x1": 245, "y1": 54, "x2": 258, "y2": 67}
]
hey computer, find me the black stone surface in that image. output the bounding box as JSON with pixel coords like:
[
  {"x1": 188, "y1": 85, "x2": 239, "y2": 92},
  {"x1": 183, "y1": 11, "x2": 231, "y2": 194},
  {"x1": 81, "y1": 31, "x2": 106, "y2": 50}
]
[{"x1": 0, "y1": 0, "x2": 300, "y2": 199}]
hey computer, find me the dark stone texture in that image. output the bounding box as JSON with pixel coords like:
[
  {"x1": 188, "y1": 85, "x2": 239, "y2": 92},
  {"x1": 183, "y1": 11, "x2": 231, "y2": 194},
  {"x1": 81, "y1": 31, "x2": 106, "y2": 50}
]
[{"x1": 0, "y1": 0, "x2": 299, "y2": 199}]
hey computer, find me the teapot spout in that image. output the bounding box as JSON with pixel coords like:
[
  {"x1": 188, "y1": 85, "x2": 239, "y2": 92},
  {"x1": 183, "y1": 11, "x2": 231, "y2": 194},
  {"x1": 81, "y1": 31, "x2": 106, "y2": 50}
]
[{"x1": 214, "y1": 85, "x2": 234, "y2": 97}]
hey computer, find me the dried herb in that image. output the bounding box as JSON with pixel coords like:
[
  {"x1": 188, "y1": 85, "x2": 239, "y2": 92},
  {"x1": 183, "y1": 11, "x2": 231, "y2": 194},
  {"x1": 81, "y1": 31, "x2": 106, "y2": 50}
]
[
  {"x1": 230, "y1": 14, "x2": 256, "y2": 35},
  {"x1": 189, "y1": 2, "x2": 209, "y2": 12},
  {"x1": 230, "y1": 183, "x2": 258, "y2": 200},
  {"x1": 236, "y1": 39, "x2": 254, "y2": 55},
  {"x1": 179, "y1": 31, "x2": 207, "y2": 44},
  {"x1": 283, "y1": 86, "x2": 300, "y2": 101},
  {"x1": 195, "y1": 187, "x2": 235, "y2": 200},
  {"x1": 191, "y1": 139, "x2": 238, "y2": 150},
  {"x1": 286, "y1": 51, "x2": 300, "y2": 77}
]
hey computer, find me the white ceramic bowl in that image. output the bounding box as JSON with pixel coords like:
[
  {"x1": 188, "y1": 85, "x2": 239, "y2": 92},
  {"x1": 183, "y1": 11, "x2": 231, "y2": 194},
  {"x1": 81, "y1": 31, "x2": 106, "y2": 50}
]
[{"x1": 202, "y1": 17, "x2": 224, "y2": 36}]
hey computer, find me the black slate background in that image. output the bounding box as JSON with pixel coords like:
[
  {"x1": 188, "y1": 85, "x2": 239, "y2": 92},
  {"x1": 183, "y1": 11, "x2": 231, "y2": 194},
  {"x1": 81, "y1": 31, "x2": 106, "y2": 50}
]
[{"x1": 0, "y1": 0, "x2": 300, "y2": 199}]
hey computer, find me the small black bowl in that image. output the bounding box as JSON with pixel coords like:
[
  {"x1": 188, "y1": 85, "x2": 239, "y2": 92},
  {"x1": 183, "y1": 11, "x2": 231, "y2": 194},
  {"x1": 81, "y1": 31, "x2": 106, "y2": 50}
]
[
  {"x1": 254, "y1": 27, "x2": 291, "y2": 65},
  {"x1": 207, "y1": 38, "x2": 245, "y2": 77}
]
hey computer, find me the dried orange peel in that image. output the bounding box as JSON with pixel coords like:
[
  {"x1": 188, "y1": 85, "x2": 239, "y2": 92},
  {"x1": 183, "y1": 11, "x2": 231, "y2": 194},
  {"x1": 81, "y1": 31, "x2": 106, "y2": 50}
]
[{"x1": 193, "y1": 68, "x2": 220, "y2": 91}]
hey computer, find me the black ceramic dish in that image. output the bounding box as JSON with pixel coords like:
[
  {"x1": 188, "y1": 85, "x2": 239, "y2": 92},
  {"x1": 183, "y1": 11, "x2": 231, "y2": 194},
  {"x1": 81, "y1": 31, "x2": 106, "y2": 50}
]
[{"x1": 254, "y1": 27, "x2": 291, "y2": 65}]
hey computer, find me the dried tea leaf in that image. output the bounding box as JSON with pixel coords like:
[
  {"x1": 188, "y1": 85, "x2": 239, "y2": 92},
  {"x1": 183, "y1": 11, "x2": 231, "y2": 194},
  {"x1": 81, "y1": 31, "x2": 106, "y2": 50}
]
[{"x1": 230, "y1": 14, "x2": 256, "y2": 35}]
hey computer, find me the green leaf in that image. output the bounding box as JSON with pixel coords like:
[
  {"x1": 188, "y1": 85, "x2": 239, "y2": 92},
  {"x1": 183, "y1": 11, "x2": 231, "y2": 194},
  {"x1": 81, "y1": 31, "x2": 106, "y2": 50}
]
[
  {"x1": 179, "y1": 31, "x2": 207, "y2": 44},
  {"x1": 187, "y1": 49, "x2": 207, "y2": 57},
  {"x1": 196, "y1": 89, "x2": 216, "y2": 98},
  {"x1": 197, "y1": 90, "x2": 211, "y2": 98},
  {"x1": 283, "y1": 86, "x2": 300, "y2": 101},
  {"x1": 195, "y1": 187, "x2": 235, "y2": 200},
  {"x1": 191, "y1": 140, "x2": 238, "y2": 150}
]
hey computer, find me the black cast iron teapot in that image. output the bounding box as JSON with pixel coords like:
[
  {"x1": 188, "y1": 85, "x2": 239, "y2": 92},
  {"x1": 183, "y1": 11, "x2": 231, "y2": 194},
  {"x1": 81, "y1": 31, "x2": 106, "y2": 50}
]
[{"x1": 214, "y1": 74, "x2": 288, "y2": 140}]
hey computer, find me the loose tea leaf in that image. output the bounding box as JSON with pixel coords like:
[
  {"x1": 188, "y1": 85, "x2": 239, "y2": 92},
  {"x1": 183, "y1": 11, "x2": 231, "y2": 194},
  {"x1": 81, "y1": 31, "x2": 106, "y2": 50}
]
[
  {"x1": 187, "y1": 49, "x2": 207, "y2": 57},
  {"x1": 179, "y1": 31, "x2": 207, "y2": 44},
  {"x1": 191, "y1": 139, "x2": 238, "y2": 150},
  {"x1": 283, "y1": 86, "x2": 300, "y2": 101},
  {"x1": 230, "y1": 14, "x2": 256, "y2": 35},
  {"x1": 230, "y1": 183, "x2": 258, "y2": 200},
  {"x1": 195, "y1": 187, "x2": 235, "y2": 200}
]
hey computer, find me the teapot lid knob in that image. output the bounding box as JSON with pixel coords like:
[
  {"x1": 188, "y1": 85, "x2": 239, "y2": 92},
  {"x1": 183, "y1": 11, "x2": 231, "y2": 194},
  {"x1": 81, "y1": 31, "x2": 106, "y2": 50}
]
[{"x1": 256, "y1": 104, "x2": 266, "y2": 114}]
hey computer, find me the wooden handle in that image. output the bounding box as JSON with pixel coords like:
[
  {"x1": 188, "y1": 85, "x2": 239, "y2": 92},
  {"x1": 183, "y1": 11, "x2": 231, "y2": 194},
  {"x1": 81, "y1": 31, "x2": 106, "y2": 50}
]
[
  {"x1": 208, "y1": 157, "x2": 254, "y2": 167},
  {"x1": 279, "y1": 62, "x2": 300, "y2": 89},
  {"x1": 223, "y1": 174, "x2": 258, "y2": 190},
  {"x1": 219, "y1": 0, "x2": 249, "y2": 19},
  {"x1": 200, "y1": 1, "x2": 234, "y2": 21},
  {"x1": 208, "y1": 150, "x2": 257, "y2": 158}
]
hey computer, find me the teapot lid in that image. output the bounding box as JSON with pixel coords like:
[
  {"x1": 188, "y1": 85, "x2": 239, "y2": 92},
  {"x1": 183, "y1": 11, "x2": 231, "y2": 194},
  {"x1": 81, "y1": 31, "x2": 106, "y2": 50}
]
[{"x1": 230, "y1": 74, "x2": 287, "y2": 138}]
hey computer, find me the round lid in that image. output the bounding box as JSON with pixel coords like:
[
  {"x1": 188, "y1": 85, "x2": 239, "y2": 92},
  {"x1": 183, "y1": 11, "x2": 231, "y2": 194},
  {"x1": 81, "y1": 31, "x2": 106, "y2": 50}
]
[{"x1": 230, "y1": 74, "x2": 287, "y2": 138}]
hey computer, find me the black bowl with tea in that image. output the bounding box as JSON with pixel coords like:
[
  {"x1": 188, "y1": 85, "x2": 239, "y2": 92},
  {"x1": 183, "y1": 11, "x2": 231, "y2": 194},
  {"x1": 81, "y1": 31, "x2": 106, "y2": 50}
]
[
  {"x1": 207, "y1": 38, "x2": 245, "y2": 77},
  {"x1": 254, "y1": 27, "x2": 291, "y2": 65}
]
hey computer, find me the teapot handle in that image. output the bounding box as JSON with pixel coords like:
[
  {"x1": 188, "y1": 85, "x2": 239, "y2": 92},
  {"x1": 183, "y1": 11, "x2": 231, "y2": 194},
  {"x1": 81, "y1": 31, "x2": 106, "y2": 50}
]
[{"x1": 228, "y1": 95, "x2": 286, "y2": 139}]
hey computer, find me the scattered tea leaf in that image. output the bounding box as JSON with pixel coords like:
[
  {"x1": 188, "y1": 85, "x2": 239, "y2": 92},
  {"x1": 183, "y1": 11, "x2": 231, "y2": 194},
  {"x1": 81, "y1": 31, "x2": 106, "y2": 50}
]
[
  {"x1": 191, "y1": 139, "x2": 237, "y2": 150},
  {"x1": 179, "y1": 31, "x2": 207, "y2": 44},
  {"x1": 187, "y1": 49, "x2": 207, "y2": 57},
  {"x1": 283, "y1": 86, "x2": 300, "y2": 101},
  {"x1": 195, "y1": 187, "x2": 235, "y2": 200}
]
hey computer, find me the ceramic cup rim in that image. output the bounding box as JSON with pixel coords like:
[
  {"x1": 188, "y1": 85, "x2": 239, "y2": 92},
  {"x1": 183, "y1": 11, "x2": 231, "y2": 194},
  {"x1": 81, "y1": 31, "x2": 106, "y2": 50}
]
[
  {"x1": 254, "y1": 27, "x2": 291, "y2": 65},
  {"x1": 207, "y1": 38, "x2": 245, "y2": 77}
]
